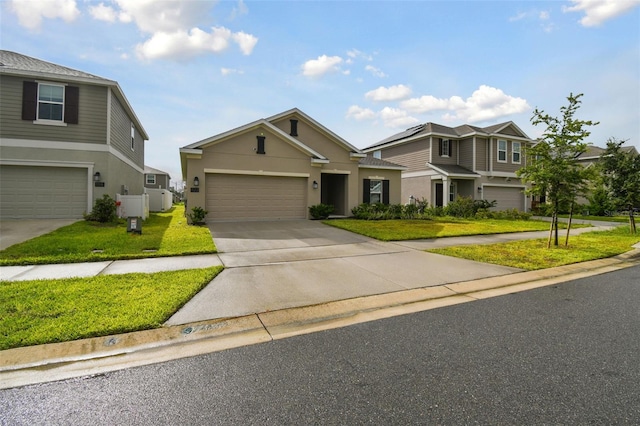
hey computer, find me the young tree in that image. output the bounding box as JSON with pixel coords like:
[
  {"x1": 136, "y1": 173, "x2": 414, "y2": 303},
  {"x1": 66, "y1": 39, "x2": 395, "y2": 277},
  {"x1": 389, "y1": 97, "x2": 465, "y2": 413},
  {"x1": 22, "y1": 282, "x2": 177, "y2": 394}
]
[
  {"x1": 517, "y1": 93, "x2": 598, "y2": 247},
  {"x1": 600, "y1": 138, "x2": 640, "y2": 234}
]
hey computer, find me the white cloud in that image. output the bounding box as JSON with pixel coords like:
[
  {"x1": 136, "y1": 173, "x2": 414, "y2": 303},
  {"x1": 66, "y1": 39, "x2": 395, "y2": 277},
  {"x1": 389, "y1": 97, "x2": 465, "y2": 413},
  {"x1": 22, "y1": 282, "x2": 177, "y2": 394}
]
[
  {"x1": 301, "y1": 55, "x2": 343, "y2": 77},
  {"x1": 91, "y1": 0, "x2": 258, "y2": 60},
  {"x1": 379, "y1": 107, "x2": 420, "y2": 128},
  {"x1": 232, "y1": 31, "x2": 258, "y2": 55},
  {"x1": 136, "y1": 27, "x2": 234, "y2": 60},
  {"x1": 539, "y1": 11, "x2": 550, "y2": 20},
  {"x1": 563, "y1": 0, "x2": 640, "y2": 27},
  {"x1": 347, "y1": 49, "x2": 372, "y2": 61},
  {"x1": 89, "y1": 3, "x2": 117, "y2": 22},
  {"x1": 346, "y1": 105, "x2": 376, "y2": 121},
  {"x1": 230, "y1": 0, "x2": 249, "y2": 20},
  {"x1": 401, "y1": 85, "x2": 530, "y2": 123},
  {"x1": 365, "y1": 85, "x2": 412, "y2": 102},
  {"x1": 9, "y1": 0, "x2": 80, "y2": 30},
  {"x1": 365, "y1": 65, "x2": 387, "y2": 78},
  {"x1": 346, "y1": 106, "x2": 418, "y2": 128},
  {"x1": 509, "y1": 12, "x2": 527, "y2": 22}
]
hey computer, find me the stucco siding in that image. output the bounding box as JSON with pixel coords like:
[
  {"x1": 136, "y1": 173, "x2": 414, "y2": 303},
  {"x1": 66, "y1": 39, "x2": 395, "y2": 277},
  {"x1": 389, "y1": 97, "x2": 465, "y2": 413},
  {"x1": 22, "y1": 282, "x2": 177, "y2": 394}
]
[
  {"x1": 381, "y1": 140, "x2": 429, "y2": 172},
  {"x1": 358, "y1": 167, "x2": 402, "y2": 205},
  {"x1": 401, "y1": 175, "x2": 431, "y2": 205},
  {"x1": 0, "y1": 75, "x2": 108, "y2": 143}
]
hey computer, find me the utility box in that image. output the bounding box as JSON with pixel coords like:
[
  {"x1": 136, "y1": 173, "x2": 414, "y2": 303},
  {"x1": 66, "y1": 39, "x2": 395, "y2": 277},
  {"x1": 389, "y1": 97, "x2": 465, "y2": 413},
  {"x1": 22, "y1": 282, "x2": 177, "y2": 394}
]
[{"x1": 127, "y1": 216, "x2": 142, "y2": 234}]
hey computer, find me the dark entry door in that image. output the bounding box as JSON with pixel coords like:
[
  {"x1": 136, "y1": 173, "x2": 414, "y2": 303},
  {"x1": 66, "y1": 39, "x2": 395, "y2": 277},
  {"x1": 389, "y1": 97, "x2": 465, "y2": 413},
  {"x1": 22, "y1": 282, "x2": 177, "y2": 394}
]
[{"x1": 435, "y1": 183, "x2": 443, "y2": 207}]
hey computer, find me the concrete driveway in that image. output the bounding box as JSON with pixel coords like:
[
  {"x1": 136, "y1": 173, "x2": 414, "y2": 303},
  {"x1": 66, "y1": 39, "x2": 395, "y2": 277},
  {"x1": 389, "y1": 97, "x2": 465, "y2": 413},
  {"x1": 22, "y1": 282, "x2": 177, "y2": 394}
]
[
  {"x1": 0, "y1": 219, "x2": 79, "y2": 250},
  {"x1": 167, "y1": 220, "x2": 521, "y2": 325}
]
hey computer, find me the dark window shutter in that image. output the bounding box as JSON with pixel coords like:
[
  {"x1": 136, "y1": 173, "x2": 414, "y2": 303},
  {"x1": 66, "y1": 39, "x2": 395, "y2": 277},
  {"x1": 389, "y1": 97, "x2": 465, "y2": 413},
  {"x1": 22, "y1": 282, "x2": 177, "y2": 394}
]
[
  {"x1": 64, "y1": 86, "x2": 79, "y2": 124},
  {"x1": 382, "y1": 180, "x2": 390, "y2": 204},
  {"x1": 257, "y1": 135, "x2": 266, "y2": 154},
  {"x1": 22, "y1": 81, "x2": 37, "y2": 120},
  {"x1": 438, "y1": 138, "x2": 443, "y2": 156},
  {"x1": 363, "y1": 179, "x2": 371, "y2": 203},
  {"x1": 290, "y1": 119, "x2": 298, "y2": 136}
]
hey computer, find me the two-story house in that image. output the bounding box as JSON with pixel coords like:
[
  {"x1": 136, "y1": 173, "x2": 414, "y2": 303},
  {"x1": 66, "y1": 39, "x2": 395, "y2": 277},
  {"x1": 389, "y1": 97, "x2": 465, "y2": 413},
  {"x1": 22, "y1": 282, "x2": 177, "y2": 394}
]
[
  {"x1": 180, "y1": 108, "x2": 404, "y2": 221},
  {"x1": 0, "y1": 50, "x2": 149, "y2": 219},
  {"x1": 363, "y1": 121, "x2": 535, "y2": 211},
  {"x1": 144, "y1": 165, "x2": 171, "y2": 190}
]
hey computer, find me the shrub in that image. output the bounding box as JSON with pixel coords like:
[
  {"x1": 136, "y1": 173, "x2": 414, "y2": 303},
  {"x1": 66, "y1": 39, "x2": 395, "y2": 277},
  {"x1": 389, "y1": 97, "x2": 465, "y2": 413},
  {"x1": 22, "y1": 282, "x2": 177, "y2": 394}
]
[
  {"x1": 187, "y1": 206, "x2": 208, "y2": 225},
  {"x1": 309, "y1": 203, "x2": 334, "y2": 220},
  {"x1": 85, "y1": 194, "x2": 117, "y2": 223},
  {"x1": 588, "y1": 186, "x2": 614, "y2": 216}
]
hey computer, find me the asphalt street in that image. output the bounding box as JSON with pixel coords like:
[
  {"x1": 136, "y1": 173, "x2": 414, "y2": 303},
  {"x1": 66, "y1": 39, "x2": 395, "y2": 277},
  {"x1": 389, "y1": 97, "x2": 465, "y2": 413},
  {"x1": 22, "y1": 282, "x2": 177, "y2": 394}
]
[{"x1": 1, "y1": 265, "x2": 639, "y2": 425}]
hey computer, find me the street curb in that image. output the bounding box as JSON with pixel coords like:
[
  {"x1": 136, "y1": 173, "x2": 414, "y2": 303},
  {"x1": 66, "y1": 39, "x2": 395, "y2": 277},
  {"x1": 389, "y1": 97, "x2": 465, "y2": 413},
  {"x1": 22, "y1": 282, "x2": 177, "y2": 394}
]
[{"x1": 1, "y1": 250, "x2": 639, "y2": 389}]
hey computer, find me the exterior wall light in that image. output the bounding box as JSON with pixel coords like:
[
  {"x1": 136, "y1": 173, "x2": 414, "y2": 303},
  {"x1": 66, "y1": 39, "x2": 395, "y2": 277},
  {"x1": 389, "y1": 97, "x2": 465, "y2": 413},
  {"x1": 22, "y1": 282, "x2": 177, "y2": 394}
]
[
  {"x1": 193, "y1": 176, "x2": 200, "y2": 187},
  {"x1": 477, "y1": 186, "x2": 482, "y2": 193},
  {"x1": 94, "y1": 172, "x2": 101, "y2": 182},
  {"x1": 313, "y1": 180, "x2": 318, "y2": 189}
]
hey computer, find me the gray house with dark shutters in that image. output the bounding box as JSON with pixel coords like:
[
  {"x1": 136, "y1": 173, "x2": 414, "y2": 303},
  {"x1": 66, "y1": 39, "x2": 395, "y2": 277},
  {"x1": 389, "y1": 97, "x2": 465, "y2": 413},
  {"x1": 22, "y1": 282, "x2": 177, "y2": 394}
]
[
  {"x1": 0, "y1": 50, "x2": 149, "y2": 219},
  {"x1": 363, "y1": 121, "x2": 535, "y2": 211}
]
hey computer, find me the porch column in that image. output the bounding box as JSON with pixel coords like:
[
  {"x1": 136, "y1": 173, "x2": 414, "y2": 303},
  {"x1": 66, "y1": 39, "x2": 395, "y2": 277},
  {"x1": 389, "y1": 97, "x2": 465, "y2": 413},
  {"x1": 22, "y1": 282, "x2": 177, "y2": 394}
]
[{"x1": 442, "y1": 177, "x2": 449, "y2": 207}]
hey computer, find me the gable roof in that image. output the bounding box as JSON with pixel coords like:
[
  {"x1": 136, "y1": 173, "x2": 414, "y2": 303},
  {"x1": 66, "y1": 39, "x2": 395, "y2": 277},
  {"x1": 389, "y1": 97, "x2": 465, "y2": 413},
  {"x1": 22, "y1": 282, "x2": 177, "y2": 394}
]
[
  {"x1": 364, "y1": 120, "x2": 533, "y2": 152},
  {"x1": 144, "y1": 165, "x2": 171, "y2": 177},
  {"x1": 428, "y1": 163, "x2": 480, "y2": 178},
  {"x1": 576, "y1": 144, "x2": 639, "y2": 160},
  {"x1": 0, "y1": 50, "x2": 149, "y2": 140},
  {"x1": 267, "y1": 108, "x2": 362, "y2": 154}
]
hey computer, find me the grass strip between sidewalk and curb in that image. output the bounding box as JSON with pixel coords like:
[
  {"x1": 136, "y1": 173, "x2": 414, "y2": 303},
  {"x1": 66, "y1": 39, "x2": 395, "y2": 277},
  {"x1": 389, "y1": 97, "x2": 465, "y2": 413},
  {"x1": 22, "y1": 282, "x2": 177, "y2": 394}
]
[
  {"x1": 323, "y1": 217, "x2": 587, "y2": 241},
  {"x1": 0, "y1": 266, "x2": 223, "y2": 351},
  {"x1": 0, "y1": 205, "x2": 216, "y2": 266},
  {"x1": 427, "y1": 226, "x2": 640, "y2": 270}
]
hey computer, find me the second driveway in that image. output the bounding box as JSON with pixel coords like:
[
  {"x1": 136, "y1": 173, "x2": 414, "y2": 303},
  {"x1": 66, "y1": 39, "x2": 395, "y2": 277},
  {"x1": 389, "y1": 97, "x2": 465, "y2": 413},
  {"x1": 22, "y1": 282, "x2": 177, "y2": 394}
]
[{"x1": 166, "y1": 220, "x2": 521, "y2": 325}]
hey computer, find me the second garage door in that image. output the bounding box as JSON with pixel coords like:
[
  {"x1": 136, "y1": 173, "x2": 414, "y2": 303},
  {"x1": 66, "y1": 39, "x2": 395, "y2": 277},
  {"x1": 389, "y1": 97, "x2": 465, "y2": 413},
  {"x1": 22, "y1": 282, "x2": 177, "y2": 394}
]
[
  {"x1": 483, "y1": 186, "x2": 525, "y2": 211},
  {"x1": 206, "y1": 174, "x2": 307, "y2": 220}
]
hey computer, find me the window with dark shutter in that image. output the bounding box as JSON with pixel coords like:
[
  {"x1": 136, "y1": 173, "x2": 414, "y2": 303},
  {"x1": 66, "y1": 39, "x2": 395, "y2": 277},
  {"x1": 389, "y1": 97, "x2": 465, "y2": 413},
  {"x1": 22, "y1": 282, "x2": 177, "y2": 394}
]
[
  {"x1": 438, "y1": 138, "x2": 443, "y2": 156},
  {"x1": 64, "y1": 86, "x2": 79, "y2": 124},
  {"x1": 22, "y1": 81, "x2": 38, "y2": 120},
  {"x1": 257, "y1": 136, "x2": 266, "y2": 154},
  {"x1": 290, "y1": 119, "x2": 298, "y2": 136}
]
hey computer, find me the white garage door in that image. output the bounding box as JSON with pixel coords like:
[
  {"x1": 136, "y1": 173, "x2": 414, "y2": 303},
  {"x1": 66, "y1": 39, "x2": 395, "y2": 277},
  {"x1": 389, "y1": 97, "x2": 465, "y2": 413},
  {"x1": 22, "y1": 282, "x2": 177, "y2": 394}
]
[
  {"x1": 206, "y1": 174, "x2": 307, "y2": 220},
  {"x1": 483, "y1": 186, "x2": 525, "y2": 211},
  {"x1": 0, "y1": 165, "x2": 88, "y2": 219}
]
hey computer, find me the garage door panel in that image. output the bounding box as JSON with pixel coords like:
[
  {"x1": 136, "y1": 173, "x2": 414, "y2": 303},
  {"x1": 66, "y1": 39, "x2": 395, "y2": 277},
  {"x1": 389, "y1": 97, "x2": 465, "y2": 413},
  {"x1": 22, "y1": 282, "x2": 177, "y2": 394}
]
[
  {"x1": 0, "y1": 166, "x2": 87, "y2": 219},
  {"x1": 206, "y1": 174, "x2": 307, "y2": 220},
  {"x1": 483, "y1": 186, "x2": 525, "y2": 211}
]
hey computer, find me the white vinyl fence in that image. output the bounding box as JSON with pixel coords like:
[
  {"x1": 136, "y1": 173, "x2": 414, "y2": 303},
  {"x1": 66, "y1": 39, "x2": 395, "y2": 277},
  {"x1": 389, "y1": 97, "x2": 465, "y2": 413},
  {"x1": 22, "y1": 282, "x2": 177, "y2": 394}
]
[
  {"x1": 116, "y1": 193, "x2": 149, "y2": 220},
  {"x1": 145, "y1": 188, "x2": 173, "y2": 212}
]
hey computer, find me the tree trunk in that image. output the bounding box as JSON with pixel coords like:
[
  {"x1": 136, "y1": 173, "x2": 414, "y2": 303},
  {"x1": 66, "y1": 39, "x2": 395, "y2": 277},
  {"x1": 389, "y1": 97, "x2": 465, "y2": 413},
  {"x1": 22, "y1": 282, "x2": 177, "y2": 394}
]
[
  {"x1": 565, "y1": 202, "x2": 574, "y2": 246},
  {"x1": 547, "y1": 212, "x2": 555, "y2": 249},
  {"x1": 630, "y1": 210, "x2": 637, "y2": 234}
]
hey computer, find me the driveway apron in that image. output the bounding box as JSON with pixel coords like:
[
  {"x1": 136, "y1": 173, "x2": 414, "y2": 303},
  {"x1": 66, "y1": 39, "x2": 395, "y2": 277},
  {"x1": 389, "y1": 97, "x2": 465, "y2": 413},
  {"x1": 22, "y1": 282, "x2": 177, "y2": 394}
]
[{"x1": 166, "y1": 221, "x2": 520, "y2": 325}]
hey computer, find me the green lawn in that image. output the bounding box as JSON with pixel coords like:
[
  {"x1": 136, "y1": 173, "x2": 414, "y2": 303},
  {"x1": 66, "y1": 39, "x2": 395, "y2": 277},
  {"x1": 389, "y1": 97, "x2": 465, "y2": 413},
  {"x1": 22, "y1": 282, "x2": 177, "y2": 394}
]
[
  {"x1": 428, "y1": 226, "x2": 640, "y2": 270},
  {"x1": 0, "y1": 266, "x2": 223, "y2": 350},
  {"x1": 324, "y1": 217, "x2": 584, "y2": 241},
  {"x1": 0, "y1": 205, "x2": 216, "y2": 266}
]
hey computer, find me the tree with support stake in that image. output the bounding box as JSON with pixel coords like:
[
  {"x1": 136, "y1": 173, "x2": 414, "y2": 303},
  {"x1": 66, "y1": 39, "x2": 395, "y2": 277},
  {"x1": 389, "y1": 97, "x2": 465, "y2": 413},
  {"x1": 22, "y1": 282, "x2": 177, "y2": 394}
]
[
  {"x1": 517, "y1": 93, "x2": 598, "y2": 247},
  {"x1": 599, "y1": 138, "x2": 640, "y2": 234}
]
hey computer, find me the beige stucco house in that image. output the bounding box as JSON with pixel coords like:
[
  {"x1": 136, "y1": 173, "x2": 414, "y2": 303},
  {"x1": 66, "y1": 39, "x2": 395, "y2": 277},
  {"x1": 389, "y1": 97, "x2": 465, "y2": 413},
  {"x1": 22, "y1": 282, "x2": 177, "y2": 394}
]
[
  {"x1": 180, "y1": 108, "x2": 404, "y2": 221},
  {"x1": 363, "y1": 121, "x2": 536, "y2": 211},
  {"x1": 0, "y1": 50, "x2": 149, "y2": 219}
]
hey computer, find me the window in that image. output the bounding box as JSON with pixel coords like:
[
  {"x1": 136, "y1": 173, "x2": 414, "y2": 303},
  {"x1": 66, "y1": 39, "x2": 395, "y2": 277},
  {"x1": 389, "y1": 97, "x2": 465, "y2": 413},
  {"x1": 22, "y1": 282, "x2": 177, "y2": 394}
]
[
  {"x1": 373, "y1": 150, "x2": 382, "y2": 159},
  {"x1": 370, "y1": 180, "x2": 382, "y2": 203},
  {"x1": 257, "y1": 135, "x2": 266, "y2": 154},
  {"x1": 146, "y1": 174, "x2": 156, "y2": 185},
  {"x1": 498, "y1": 140, "x2": 507, "y2": 162},
  {"x1": 22, "y1": 81, "x2": 79, "y2": 125},
  {"x1": 449, "y1": 182, "x2": 456, "y2": 202},
  {"x1": 512, "y1": 141, "x2": 521, "y2": 164},
  {"x1": 131, "y1": 124, "x2": 135, "y2": 151},
  {"x1": 38, "y1": 83, "x2": 64, "y2": 121},
  {"x1": 440, "y1": 139, "x2": 450, "y2": 157},
  {"x1": 363, "y1": 179, "x2": 390, "y2": 204},
  {"x1": 290, "y1": 119, "x2": 298, "y2": 136}
]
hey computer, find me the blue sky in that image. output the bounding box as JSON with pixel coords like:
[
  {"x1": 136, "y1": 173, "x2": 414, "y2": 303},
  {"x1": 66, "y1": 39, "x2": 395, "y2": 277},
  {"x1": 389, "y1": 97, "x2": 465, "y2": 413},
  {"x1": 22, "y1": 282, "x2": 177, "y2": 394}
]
[{"x1": 2, "y1": 0, "x2": 638, "y2": 187}]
